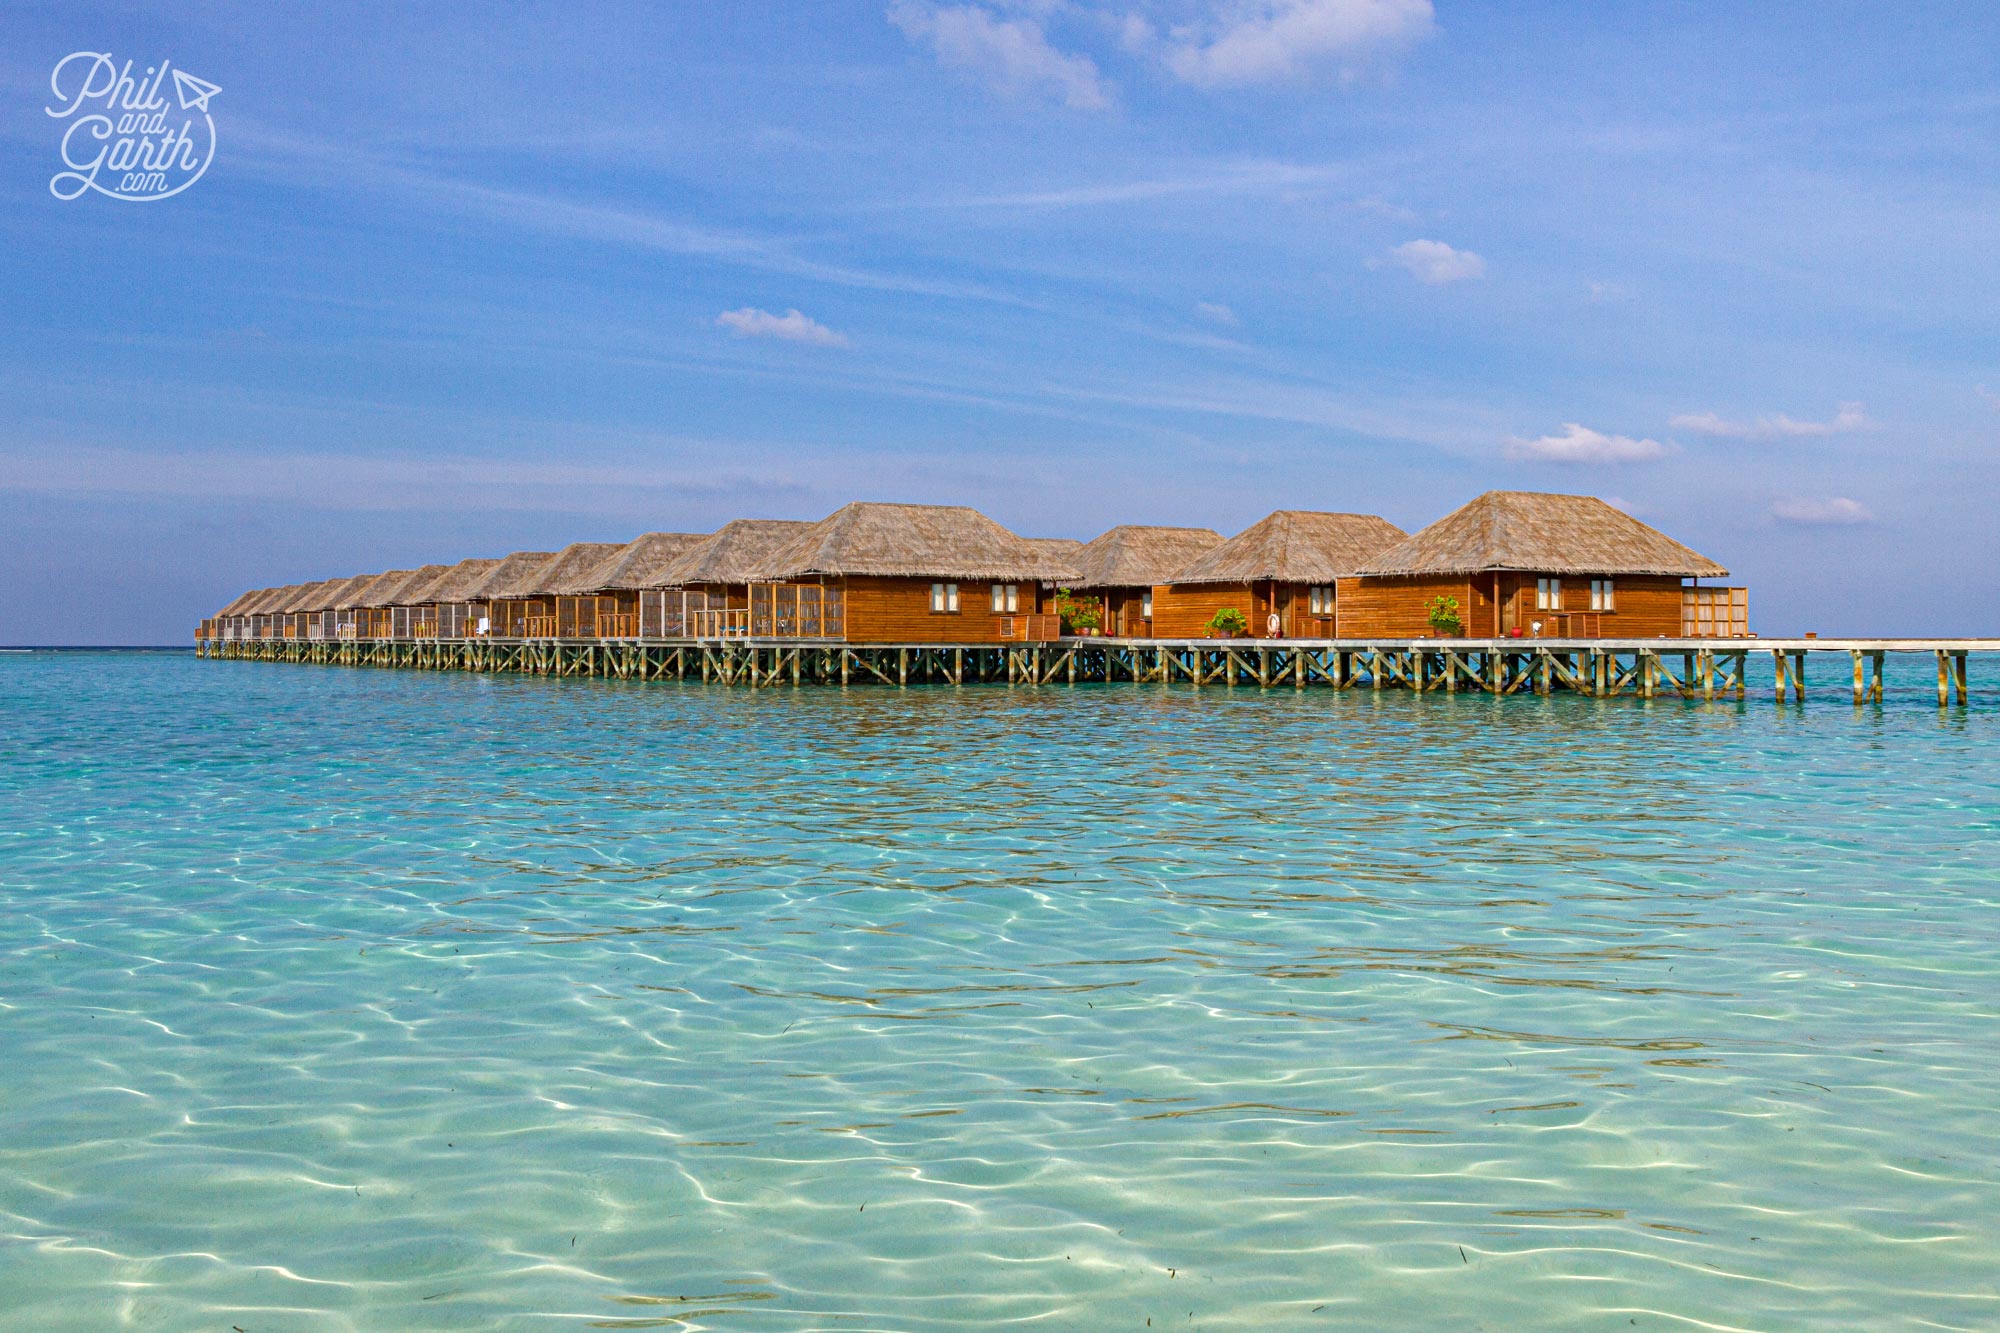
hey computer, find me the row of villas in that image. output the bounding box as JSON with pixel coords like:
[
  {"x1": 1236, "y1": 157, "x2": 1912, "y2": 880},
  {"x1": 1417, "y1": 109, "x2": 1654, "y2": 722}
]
[{"x1": 200, "y1": 490, "x2": 1751, "y2": 646}]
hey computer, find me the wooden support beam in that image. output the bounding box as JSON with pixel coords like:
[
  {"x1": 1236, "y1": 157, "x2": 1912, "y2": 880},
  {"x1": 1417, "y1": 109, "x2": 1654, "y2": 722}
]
[
  {"x1": 1954, "y1": 651, "x2": 1968, "y2": 705},
  {"x1": 1870, "y1": 650, "x2": 1884, "y2": 703}
]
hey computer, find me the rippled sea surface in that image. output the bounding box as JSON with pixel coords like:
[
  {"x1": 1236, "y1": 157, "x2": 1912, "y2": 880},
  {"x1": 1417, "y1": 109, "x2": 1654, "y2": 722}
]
[{"x1": 3, "y1": 651, "x2": 1998, "y2": 1330}]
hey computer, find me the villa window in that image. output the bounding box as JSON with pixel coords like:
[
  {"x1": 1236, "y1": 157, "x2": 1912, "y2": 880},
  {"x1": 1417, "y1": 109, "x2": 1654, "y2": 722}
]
[
  {"x1": 1590, "y1": 578, "x2": 1615, "y2": 611},
  {"x1": 1537, "y1": 577, "x2": 1563, "y2": 611},
  {"x1": 1141, "y1": 590, "x2": 1153, "y2": 619},
  {"x1": 931, "y1": 582, "x2": 959, "y2": 614},
  {"x1": 1308, "y1": 585, "x2": 1333, "y2": 616},
  {"x1": 990, "y1": 583, "x2": 1018, "y2": 613}
]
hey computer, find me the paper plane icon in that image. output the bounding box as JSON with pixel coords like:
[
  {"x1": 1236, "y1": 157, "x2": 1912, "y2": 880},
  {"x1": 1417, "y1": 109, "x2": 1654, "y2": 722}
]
[{"x1": 172, "y1": 69, "x2": 221, "y2": 113}]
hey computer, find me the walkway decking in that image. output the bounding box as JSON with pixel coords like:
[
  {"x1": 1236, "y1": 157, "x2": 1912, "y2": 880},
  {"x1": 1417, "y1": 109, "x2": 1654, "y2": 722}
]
[{"x1": 200, "y1": 636, "x2": 1994, "y2": 704}]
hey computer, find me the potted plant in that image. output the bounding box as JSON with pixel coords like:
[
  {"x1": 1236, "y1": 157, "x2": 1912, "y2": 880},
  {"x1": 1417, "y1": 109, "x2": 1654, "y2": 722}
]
[
  {"x1": 1205, "y1": 607, "x2": 1249, "y2": 639},
  {"x1": 1054, "y1": 588, "x2": 1102, "y2": 637},
  {"x1": 1426, "y1": 595, "x2": 1463, "y2": 637}
]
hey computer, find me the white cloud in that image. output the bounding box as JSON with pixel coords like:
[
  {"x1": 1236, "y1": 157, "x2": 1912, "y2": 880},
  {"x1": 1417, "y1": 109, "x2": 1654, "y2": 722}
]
[
  {"x1": 889, "y1": 2, "x2": 1112, "y2": 110},
  {"x1": 1772, "y1": 496, "x2": 1872, "y2": 526},
  {"x1": 1373, "y1": 238, "x2": 1485, "y2": 285},
  {"x1": 1162, "y1": 0, "x2": 1435, "y2": 87},
  {"x1": 1195, "y1": 300, "x2": 1239, "y2": 325},
  {"x1": 716, "y1": 307, "x2": 851, "y2": 347},
  {"x1": 1506, "y1": 423, "x2": 1668, "y2": 465},
  {"x1": 1670, "y1": 402, "x2": 1866, "y2": 440},
  {"x1": 1588, "y1": 280, "x2": 1628, "y2": 303}
]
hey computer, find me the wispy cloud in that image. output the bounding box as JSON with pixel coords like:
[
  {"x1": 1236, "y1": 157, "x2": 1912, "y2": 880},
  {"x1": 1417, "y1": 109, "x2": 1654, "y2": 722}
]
[
  {"x1": 907, "y1": 158, "x2": 1343, "y2": 210},
  {"x1": 1373, "y1": 238, "x2": 1485, "y2": 285},
  {"x1": 1671, "y1": 402, "x2": 1866, "y2": 440},
  {"x1": 1158, "y1": 0, "x2": 1436, "y2": 88},
  {"x1": 1506, "y1": 423, "x2": 1668, "y2": 464},
  {"x1": 717, "y1": 307, "x2": 851, "y2": 347},
  {"x1": 1195, "y1": 300, "x2": 1239, "y2": 325},
  {"x1": 889, "y1": 2, "x2": 1113, "y2": 110},
  {"x1": 0, "y1": 442, "x2": 826, "y2": 516},
  {"x1": 222, "y1": 119, "x2": 1043, "y2": 309},
  {"x1": 1772, "y1": 496, "x2": 1872, "y2": 525}
]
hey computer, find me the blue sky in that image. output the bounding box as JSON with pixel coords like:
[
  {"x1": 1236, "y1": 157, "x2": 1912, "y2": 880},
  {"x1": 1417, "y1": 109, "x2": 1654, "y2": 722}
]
[{"x1": 3, "y1": 1, "x2": 1997, "y2": 642}]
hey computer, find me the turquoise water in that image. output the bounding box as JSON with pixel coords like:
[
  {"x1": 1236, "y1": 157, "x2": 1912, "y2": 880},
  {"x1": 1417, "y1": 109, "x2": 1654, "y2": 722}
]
[{"x1": 3, "y1": 652, "x2": 1997, "y2": 1330}]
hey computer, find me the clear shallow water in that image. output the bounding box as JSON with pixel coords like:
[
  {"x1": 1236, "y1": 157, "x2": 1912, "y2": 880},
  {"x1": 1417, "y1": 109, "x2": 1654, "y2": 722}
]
[{"x1": 2, "y1": 652, "x2": 1997, "y2": 1331}]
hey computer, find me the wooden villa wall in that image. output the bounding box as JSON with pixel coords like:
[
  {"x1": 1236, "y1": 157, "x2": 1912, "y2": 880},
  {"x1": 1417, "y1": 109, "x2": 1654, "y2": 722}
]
[
  {"x1": 1334, "y1": 575, "x2": 1479, "y2": 638},
  {"x1": 1148, "y1": 582, "x2": 1254, "y2": 638},
  {"x1": 841, "y1": 576, "x2": 1053, "y2": 643},
  {"x1": 1339, "y1": 573, "x2": 1685, "y2": 638},
  {"x1": 1587, "y1": 575, "x2": 1682, "y2": 637},
  {"x1": 1146, "y1": 581, "x2": 1342, "y2": 638}
]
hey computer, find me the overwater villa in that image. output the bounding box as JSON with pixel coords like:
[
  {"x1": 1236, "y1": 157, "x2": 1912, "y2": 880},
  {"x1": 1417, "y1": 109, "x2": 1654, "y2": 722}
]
[
  {"x1": 416, "y1": 559, "x2": 499, "y2": 639},
  {"x1": 384, "y1": 565, "x2": 455, "y2": 639},
  {"x1": 546, "y1": 532, "x2": 707, "y2": 639},
  {"x1": 1345, "y1": 491, "x2": 1741, "y2": 638},
  {"x1": 1070, "y1": 525, "x2": 1224, "y2": 637},
  {"x1": 517, "y1": 543, "x2": 625, "y2": 638},
  {"x1": 455, "y1": 552, "x2": 553, "y2": 639},
  {"x1": 657, "y1": 519, "x2": 814, "y2": 638},
  {"x1": 745, "y1": 502, "x2": 1081, "y2": 643},
  {"x1": 1149, "y1": 510, "x2": 1410, "y2": 638}
]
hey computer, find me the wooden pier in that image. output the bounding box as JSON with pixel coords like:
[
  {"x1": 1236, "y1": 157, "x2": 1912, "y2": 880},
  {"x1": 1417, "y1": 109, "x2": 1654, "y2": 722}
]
[{"x1": 198, "y1": 636, "x2": 1989, "y2": 704}]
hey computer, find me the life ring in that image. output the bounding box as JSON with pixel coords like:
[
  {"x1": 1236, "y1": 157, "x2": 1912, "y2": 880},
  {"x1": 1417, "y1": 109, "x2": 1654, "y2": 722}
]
[{"x1": 1266, "y1": 611, "x2": 1282, "y2": 637}]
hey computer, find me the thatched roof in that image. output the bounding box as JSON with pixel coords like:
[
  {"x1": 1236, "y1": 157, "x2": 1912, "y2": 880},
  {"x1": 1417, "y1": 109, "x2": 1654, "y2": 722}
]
[
  {"x1": 465, "y1": 551, "x2": 558, "y2": 601},
  {"x1": 528, "y1": 541, "x2": 632, "y2": 596},
  {"x1": 365, "y1": 569, "x2": 433, "y2": 607},
  {"x1": 554, "y1": 531, "x2": 708, "y2": 593},
  {"x1": 423, "y1": 558, "x2": 502, "y2": 604},
  {"x1": 754, "y1": 503, "x2": 1060, "y2": 582},
  {"x1": 216, "y1": 588, "x2": 266, "y2": 617},
  {"x1": 1356, "y1": 491, "x2": 1728, "y2": 578},
  {"x1": 280, "y1": 579, "x2": 342, "y2": 613},
  {"x1": 664, "y1": 519, "x2": 814, "y2": 586},
  {"x1": 341, "y1": 570, "x2": 415, "y2": 609},
  {"x1": 1027, "y1": 537, "x2": 1086, "y2": 580},
  {"x1": 1168, "y1": 511, "x2": 1407, "y2": 585},
  {"x1": 387, "y1": 564, "x2": 458, "y2": 606},
  {"x1": 1072, "y1": 525, "x2": 1224, "y2": 589},
  {"x1": 312, "y1": 575, "x2": 375, "y2": 611},
  {"x1": 242, "y1": 586, "x2": 292, "y2": 615}
]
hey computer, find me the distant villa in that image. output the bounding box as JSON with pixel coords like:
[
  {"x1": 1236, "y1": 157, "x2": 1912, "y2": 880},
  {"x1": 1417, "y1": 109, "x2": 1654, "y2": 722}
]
[{"x1": 200, "y1": 491, "x2": 1748, "y2": 645}]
